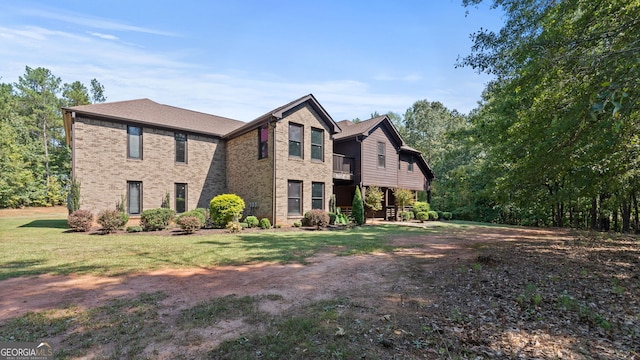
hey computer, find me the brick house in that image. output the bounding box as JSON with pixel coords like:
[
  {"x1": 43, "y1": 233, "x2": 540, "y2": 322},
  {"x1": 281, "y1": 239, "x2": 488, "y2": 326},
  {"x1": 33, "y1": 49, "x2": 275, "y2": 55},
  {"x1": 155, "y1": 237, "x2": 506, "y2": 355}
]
[{"x1": 62, "y1": 94, "x2": 433, "y2": 225}]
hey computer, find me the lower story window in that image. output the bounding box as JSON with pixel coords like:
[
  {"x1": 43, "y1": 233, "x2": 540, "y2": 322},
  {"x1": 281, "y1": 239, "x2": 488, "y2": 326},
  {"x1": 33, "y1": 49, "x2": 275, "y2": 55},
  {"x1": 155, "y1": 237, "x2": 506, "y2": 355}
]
[
  {"x1": 288, "y1": 180, "x2": 302, "y2": 216},
  {"x1": 127, "y1": 181, "x2": 142, "y2": 215},
  {"x1": 175, "y1": 183, "x2": 187, "y2": 213},
  {"x1": 312, "y1": 182, "x2": 324, "y2": 210}
]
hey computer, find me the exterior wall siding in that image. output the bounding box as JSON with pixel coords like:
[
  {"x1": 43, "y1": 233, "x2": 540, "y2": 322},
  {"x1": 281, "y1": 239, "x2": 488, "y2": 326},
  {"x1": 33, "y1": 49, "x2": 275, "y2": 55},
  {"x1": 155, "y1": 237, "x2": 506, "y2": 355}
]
[
  {"x1": 226, "y1": 126, "x2": 274, "y2": 221},
  {"x1": 398, "y1": 153, "x2": 427, "y2": 191},
  {"x1": 360, "y1": 125, "x2": 399, "y2": 188},
  {"x1": 73, "y1": 116, "x2": 226, "y2": 215},
  {"x1": 273, "y1": 104, "x2": 334, "y2": 225}
]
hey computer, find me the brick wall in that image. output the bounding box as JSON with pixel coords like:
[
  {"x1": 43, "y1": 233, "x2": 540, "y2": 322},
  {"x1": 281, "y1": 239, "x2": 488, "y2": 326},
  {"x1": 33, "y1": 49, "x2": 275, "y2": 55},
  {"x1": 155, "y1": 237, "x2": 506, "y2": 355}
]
[{"x1": 73, "y1": 116, "x2": 226, "y2": 215}]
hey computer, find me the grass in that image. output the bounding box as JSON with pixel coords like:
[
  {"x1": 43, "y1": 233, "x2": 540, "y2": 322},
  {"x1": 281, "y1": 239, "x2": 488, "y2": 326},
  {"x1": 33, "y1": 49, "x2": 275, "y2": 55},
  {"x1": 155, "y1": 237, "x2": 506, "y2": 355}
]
[{"x1": 0, "y1": 210, "x2": 432, "y2": 280}]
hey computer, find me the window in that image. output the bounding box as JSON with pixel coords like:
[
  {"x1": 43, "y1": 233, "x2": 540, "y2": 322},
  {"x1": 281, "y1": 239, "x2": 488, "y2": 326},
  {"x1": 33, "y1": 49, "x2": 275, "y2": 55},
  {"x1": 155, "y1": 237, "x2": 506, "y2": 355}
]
[
  {"x1": 377, "y1": 142, "x2": 386, "y2": 168},
  {"x1": 175, "y1": 133, "x2": 187, "y2": 163},
  {"x1": 288, "y1": 180, "x2": 302, "y2": 215},
  {"x1": 128, "y1": 126, "x2": 142, "y2": 159},
  {"x1": 312, "y1": 182, "x2": 324, "y2": 210},
  {"x1": 311, "y1": 128, "x2": 324, "y2": 161},
  {"x1": 175, "y1": 183, "x2": 187, "y2": 213},
  {"x1": 127, "y1": 181, "x2": 142, "y2": 215},
  {"x1": 289, "y1": 123, "x2": 303, "y2": 158},
  {"x1": 407, "y1": 158, "x2": 414, "y2": 172},
  {"x1": 258, "y1": 125, "x2": 269, "y2": 159}
]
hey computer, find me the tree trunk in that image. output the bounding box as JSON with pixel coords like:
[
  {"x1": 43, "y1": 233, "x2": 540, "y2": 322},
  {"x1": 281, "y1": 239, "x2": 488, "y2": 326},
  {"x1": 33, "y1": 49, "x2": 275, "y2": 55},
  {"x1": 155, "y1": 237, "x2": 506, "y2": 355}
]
[
  {"x1": 590, "y1": 197, "x2": 598, "y2": 230},
  {"x1": 633, "y1": 191, "x2": 639, "y2": 234}
]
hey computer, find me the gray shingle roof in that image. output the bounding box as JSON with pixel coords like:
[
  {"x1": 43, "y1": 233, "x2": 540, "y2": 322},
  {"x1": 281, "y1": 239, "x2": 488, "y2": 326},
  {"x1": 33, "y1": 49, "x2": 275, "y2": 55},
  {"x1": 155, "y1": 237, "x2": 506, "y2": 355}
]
[{"x1": 64, "y1": 98, "x2": 245, "y2": 137}]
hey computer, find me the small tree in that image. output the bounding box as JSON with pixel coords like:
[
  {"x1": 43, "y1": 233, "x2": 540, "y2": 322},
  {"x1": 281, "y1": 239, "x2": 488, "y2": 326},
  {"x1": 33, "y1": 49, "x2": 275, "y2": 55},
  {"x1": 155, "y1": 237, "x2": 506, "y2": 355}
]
[
  {"x1": 393, "y1": 188, "x2": 414, "y2": 213},
  {"x1": 210, "y1": 194, "x2": 245, "y2": 228},
  {"x1": 161, "y1": 191, "x2": 171, "y2": 209},
  {"x1": 364, "y1": 185, "x2": 383, "y2": 222},
  {"x1": 67, "y1": 178, "x2": 81, "y2": 214},
  {"x1": 352, "y1": 186, "x2": 365, "y2": 225}
]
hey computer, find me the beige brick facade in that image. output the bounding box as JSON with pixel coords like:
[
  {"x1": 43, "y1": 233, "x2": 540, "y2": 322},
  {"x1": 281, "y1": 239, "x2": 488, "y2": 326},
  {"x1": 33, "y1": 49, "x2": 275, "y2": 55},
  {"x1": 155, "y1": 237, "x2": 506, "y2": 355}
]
[{"x1": 72, "y1": 116, "x2": 226, "y2": 215}]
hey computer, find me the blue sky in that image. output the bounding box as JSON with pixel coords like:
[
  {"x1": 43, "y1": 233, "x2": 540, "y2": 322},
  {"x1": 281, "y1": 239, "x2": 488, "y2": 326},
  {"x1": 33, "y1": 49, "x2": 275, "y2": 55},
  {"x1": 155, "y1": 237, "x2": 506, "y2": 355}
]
[{"x1": 0, "y1": 1, "x2": 504, "y2": 121}]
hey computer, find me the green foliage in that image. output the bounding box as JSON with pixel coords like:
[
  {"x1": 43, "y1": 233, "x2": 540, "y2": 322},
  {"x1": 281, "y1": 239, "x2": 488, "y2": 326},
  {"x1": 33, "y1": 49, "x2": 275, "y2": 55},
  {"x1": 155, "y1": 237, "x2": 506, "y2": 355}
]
[
  {"x1": 226, "y1": 221, "x2": 242, "y2": 233},
  {"x1": 413, "y1": 201, "x2": 430, "y2": 217},
  {"x1": 176, "y1": 209, "x2": 206, "y2": 225},
  {"x1": 442, "y1": 212, "x2": 453, "y2": 220},
  {"x1": 427, "y1": 211, "x2": 439, "y2": 221},
  {"x1": 327, "y1": 212, "x2": 336, "y2": 225},
  {"x1": 161, "y1": 192, "x2": 171, "y2": 209},
  {"x1": 364, "y1": 185, "x2": 384, "y2": 220},
  {"x1": 351, "y1": 186, "x2": 364, "y2": 225},
  {"x1": 399, "y1": 211, "x2": 414, "y2": 221},
  {"x1": 177, "y1": 215, "x2": 202, "y2": 234},
  {"x1": 97, "y1": 209, "x2": 127, "y2": 233},
  {"x1": 66, "y1": 179, "x2": 81, "y2": 213},
  {"x1": 293, "y1": 221, "x2": 302, "y2": 228},
  {"x1": 304, "y1": 209, "x2": 330, "y2": 229},
  {"x1": 393, "y1": 188, "x2": 414, "y2": 211},
  {"x1": 259, "y1": 218, "x2": 271, "y2": 229},
  {"x1": 416, "y1": 211, "x2": 429, "y2": 222},
  {"x1": 244, "y1": 215, "x2": 259, "y2": 228},
  {"x1": 67, "y1": 209, "x2": 93, "y2": 232},
  {"x1": 329, "y1": 194, "x2": 336, "y2": 213},
  {"x1": 334, "y1": 208, "x2": 349, "y2": 225},
  {"x1": 209, "y1": 194, "x2": 245, "y2": 228},
  {"x1": 140, "y1": 208, "x2": 175, "y2": 231},
  {"x1": 126, "y1": 225, "x2": 143, "y2": 233}
]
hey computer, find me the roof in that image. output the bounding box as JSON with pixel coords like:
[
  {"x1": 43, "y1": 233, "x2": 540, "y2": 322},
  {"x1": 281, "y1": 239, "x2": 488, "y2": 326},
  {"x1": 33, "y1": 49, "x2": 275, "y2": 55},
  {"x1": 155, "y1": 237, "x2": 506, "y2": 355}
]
[
  {"x1": 63, "y1": 98, "x2": 245, "y2": 142},
  {"x1": 224, "y1": 94, "x2": 341, "y2": 139}
]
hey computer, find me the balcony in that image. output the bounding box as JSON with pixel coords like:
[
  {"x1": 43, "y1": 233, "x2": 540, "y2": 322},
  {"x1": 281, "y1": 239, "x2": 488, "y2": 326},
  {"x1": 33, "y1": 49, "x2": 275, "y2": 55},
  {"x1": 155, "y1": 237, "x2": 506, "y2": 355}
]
[{"x1": 333, "y1": 154, "x2": 354, "y2": 181}]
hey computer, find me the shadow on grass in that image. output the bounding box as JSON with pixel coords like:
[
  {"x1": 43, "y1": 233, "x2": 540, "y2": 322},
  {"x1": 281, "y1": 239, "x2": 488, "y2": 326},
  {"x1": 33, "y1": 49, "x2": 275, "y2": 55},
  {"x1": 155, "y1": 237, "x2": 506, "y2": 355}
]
[{"x1": 18, "y1": 219, "x2": 68, "y2": 229}]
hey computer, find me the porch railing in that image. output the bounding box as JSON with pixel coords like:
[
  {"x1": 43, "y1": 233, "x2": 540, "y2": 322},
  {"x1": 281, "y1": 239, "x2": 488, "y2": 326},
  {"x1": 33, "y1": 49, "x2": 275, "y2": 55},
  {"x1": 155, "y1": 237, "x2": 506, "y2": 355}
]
[{"x1": 333, "y1": 154, "x2": 354, "y2": 180}]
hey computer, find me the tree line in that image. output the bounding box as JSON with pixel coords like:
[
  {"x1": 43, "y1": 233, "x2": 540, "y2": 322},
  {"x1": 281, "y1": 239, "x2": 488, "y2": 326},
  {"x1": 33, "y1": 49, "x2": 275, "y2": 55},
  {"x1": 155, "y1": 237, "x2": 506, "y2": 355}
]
[{"x1": 0, "y1": 66, "x2": 105, "y2": 208}]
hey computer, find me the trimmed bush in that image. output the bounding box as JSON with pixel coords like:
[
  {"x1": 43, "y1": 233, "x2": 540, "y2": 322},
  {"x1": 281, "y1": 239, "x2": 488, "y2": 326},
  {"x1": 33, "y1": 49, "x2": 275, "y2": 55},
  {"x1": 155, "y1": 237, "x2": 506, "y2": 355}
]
[
  {"x1": 177, "y1": 215, "x2": 202, "y2": 234},
  {"x1": 293, "y1": 221, "x2": 302, "y2": 227},
  {"x1": 177, "y1": 209, "x2": 206, "y2": 225},
  {"x1": 400, "y1": 211, "x2": 414, "y2": 221},
  {"x1": 352, "y1": 186, "x2": 365, "y2": 225},
  {"x1": 244, "y1": 215, "x2": 259, "y2": 228},
  {"x1": 226, "y1": 221, "x2": 242, "y2": 233},
  {"x1": 210, "y1": 194, "x2": 245, "y2": 228},
  {"x1": 140, "y1": 208, "x2": 175, "y2": 231},
  {"x1": 97, "y1": 209, "x2": 127, "y2": 233},
  {"x1": 304, "y1": 209, "x2": 330, "y2": 229},
  {"x1": 260, "y1": 218, "x2": 271, "y2": 229},
  {"x1": 67, "y1": 178, "x2": 81, "y2": 214},
  {"x1": 67, "y1": 209, "x2": 93, "y2": 232},
  {"x1": 428, "y1": 210, "x2": 439, "y2": 221},
  {"x1": 413, "y1": 201, "x2": 430, "y2": 217},
  {"x1": 126, "y1": 225, "x2": 143, "y2": 233},
  {"x1": 416, "y1": 211, "x2": 429, "y2": 222},
  {"x1": 328, "y1": 212, "x2": 336, "y2": 225},
  {"x1": 442, "y1": 212, "x2": 453, "y2": 220}
]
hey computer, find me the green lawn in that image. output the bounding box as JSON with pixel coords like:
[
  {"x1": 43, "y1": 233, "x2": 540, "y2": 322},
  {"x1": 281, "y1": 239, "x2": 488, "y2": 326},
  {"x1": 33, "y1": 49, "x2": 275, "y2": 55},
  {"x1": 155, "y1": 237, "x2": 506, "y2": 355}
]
[{"x1": 0, "y1": 210, "x2": 435, "y2": 280}]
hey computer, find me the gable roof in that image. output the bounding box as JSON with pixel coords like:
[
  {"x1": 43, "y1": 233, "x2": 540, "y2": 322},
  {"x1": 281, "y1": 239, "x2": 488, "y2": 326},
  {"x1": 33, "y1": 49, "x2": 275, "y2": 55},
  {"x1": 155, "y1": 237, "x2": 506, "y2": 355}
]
[
  {"x1": 334, "y1": 116, "x2": 404, "y2": 145},
  {"x1": 62, "y1": 98, "x2": 245, "y2": 144},
  {"x1": 224, "y1": 94, "x2": 341, "y2": 139}
]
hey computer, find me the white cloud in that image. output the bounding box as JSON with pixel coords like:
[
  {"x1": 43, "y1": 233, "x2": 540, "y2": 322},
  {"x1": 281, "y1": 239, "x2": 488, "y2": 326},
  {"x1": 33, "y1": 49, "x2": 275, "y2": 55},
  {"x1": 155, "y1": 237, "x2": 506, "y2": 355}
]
[{"x1": 88, "y1": 32, "x2": 119, "y2": 40}]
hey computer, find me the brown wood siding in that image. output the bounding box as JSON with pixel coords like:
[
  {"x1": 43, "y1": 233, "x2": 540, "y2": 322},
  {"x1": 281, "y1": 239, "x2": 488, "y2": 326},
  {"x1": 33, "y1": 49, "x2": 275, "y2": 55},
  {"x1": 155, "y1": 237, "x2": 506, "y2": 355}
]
[
  {"x1": 334, "y1": 140, "x2": 361, "y2": 184},
  {"x1": 361, "y1": 125, "x2": 399, "y2": 188},
  {"x1": 398, "y1": 153, "x2": 426, "y2": 191}
]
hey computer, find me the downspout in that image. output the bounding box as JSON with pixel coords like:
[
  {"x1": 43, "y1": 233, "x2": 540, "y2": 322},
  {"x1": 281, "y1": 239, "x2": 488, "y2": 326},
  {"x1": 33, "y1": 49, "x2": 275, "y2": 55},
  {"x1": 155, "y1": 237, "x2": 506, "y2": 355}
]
[{"x1": 270, "y1": 117, "x2": 277, "y2": 225}]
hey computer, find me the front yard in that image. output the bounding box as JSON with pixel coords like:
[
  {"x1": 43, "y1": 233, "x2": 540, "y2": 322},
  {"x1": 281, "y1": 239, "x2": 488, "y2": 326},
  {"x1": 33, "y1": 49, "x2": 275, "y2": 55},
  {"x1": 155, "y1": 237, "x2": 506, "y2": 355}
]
[{"x1": 0, "y1": 208, "x2": 638, "y2": 359}]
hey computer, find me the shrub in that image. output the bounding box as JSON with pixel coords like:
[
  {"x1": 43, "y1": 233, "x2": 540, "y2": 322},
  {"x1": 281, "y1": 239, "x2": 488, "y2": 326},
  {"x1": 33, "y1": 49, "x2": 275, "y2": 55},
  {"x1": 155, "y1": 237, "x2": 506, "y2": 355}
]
[
  {"x1": 126, "y1": 225, "x2": 143, "y2": 233},
  {"x1": 437, "y1": 210, "x2": 444, "y2": 219},
  {"x1": 304, "y1": 209, "x2": 330, "y2": 229},
  {"x1": 226, "y1": 221, "x2": 242, "y2": 233},
  {"x1": 97, "y1": 209, "x2": 127, "y2": 233},
  {"x1": 352, "y1": 186, "x2": 365, "y2": 225},
  {"x1": 140, "y1": 208, "x2": 175, "y2": 231},
  {"x1": 335, "y1": 208, "x2": 349, "y2": 225},
  {"x1": 244, "y1": 215, "x2": 259, "y2": 228},
  {"x1": 328, "y1": 212, "x2": 336, "y2": 225},
  {"x1": 364, "y1": 185, "x2": 383, "y2": 221},
  {"x1": 177, "y1": 209, "x2": 206, "y2": 225},
  {"x1": 413, "y1": 201, "x2": 430, "y2": 217},
  {"x1": 161, "y1": 192, "x2": 171, "y2": 208},
  {"x1": 177, "y1": 215, "x2": 202, "y2": 234},
  {"x1": 393, "y1": 188, "x2": 415, "y2": 211},
  {"x1": 260, "y1": 218, "x2": 271, "y2": 229},
  {"x1": 400, "y1": 211, "x2": 414, "y2": 221},
  {"x1": 210, "y1": 194, "x2": 245, "y2": 228},
  {"x1": 416, "y1": 211, "x2": 429, "y2": 222},
  {"x1": 67, "y1": 209, "x2": 93, "y2": 232},
  {"x1": 293, "y1": 221, "x2": 302, "y2": 227},
  {"x1": 428, "y1": 210, "x2": 439, "y2": 221},
  {"x1": 442, "y1": 212, "x2": 453, "y2": 220},
  {"x1": 239, "y1": 222, "x2": 249, "y2": 229},
  {"x1": 67, "y1": 178, "x2": 81, "y2": 214}
]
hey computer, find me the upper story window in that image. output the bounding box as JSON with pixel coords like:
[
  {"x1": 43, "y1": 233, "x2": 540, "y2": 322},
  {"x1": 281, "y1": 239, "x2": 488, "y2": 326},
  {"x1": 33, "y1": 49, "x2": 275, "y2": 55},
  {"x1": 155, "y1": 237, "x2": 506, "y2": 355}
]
[
  {"x1": 258, "y1": 125, "x2": 269, "y2": 159},
  {"x1": 289, "y1": 123, "x2": 303, "y2": 158},
  {"x1": 127, "y1": 126, "x2": 142, "y2": 159},
  {"x1": 311, "y1": 128, "x2": 324, "y2": 161},
  {"x1": 407, "y1": 157, "x2": 414, "y2": 172},
  {"x1": 175, "y1": 133, "x2": 187, "y2": 163},
  {"x1": 377, "y1": 142, "x2": 386, "y2": 168}
]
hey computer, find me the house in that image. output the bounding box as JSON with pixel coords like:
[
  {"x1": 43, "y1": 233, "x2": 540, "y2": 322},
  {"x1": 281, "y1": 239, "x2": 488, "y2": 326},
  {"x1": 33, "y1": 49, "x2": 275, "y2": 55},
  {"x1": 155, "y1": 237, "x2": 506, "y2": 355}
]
[
  {"x1": 62, "y1": 94, "x2": 433, "y2": 225},
  {"x1": 332, "y1": 116, "x2": 434, "y2": 219}
]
